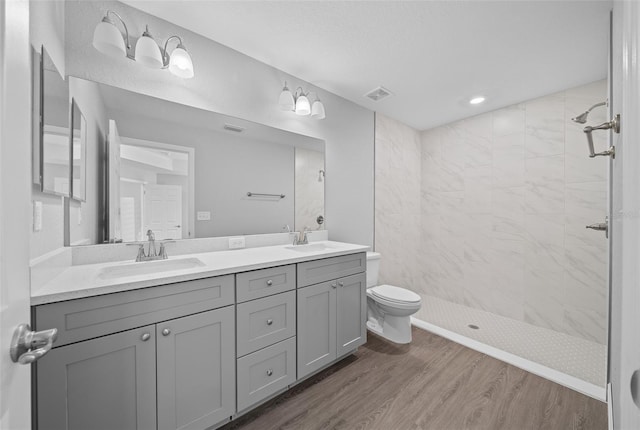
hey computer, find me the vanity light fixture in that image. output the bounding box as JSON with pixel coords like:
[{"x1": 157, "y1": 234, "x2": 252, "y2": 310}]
[
  {"x1": 469, "y1": 96, "x2": 486, "y2": 105},
  {"x1": 92, "y1": 10, "x2": 194, "y2": 78},
  {"x1": 278, "y1": 82, "x2": 325, "y2": 119}
]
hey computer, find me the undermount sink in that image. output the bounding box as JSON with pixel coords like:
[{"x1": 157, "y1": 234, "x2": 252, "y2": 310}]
[
  {"x1": 285, "y1": 243, "x2": 335, "y2": 253},
  {"x1": 98, "y1": 257, "x2": 206, "y2": 280}
]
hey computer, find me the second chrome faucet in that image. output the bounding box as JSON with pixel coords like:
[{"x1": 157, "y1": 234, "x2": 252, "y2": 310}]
[
  {"x1": 292, "y1": 227, "x2": 310, "y2": 246},
  {"x1": 135, "y1": 230, "x2": 173, "y2": 262}
]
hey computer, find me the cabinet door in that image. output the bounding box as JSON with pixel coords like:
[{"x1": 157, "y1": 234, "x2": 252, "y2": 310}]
[
  {"x1": 157, "y1": 306, "x2": 235, "y2": 430},
  {"x1": 36, "y1": 325, "x2": 157, "y2": 430},
  {"x1": 337, "y1": 273, "x2": 367, "y2": 357},
  {"x1": 297, "y1": 281, "x2": 336, "y2": 379}
]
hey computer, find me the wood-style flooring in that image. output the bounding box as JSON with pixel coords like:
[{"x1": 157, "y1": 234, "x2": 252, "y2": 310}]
[{"x1": 222, "y1": 327, "x2": 607, "y2": 430}]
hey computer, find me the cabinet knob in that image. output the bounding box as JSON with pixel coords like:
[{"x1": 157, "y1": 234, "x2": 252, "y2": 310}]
[
  {"x1": 266, "y1": 319, "x2": 273, "y2": 326},
  {"x1": 266, "y1": 279, "x2": 273, "y2": 286},
  {"x1": 162, "y1": 328, "x2": 171, "y2": 336},
  {"x1": 338, "y1": 281, "x2": 344, "y2": 287},
  {"x1": 331, "y1": 282, "x2": 337, "y2": 289},
  {"x1": 266, "y1": 369, "x2": 273, "y2": 376},
  {"x1": 141, "y1": 333, "x2": 151, "y2": 342}
]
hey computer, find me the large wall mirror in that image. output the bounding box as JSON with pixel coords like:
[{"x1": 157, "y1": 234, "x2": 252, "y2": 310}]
[{"x1": 67, "y1": 77, "x2": 325, "y2": 245}]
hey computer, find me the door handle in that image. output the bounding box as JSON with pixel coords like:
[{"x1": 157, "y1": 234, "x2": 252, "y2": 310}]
[{"x1": 10, "y1": 324, "x2": 58, "y2": 365}]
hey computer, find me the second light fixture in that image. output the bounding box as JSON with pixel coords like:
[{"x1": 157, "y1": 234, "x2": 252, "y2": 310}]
[{"x1": 279, "y1": 82, "x2": 325, "y2": 119}]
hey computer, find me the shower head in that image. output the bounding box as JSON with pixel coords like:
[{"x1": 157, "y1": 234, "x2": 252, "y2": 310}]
[{"x1": 571, "y1": 101, "x2": 607, "y2": 124}]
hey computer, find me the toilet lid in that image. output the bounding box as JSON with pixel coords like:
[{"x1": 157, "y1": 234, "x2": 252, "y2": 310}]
[{"x1": 370, "y1": 285, "x2": 421, "y2": 303}]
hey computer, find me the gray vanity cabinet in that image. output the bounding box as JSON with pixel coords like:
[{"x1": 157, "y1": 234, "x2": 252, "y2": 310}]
[
  {"x1": 297, "y1": 280, "x2": 337, "y2": 378},
  {"x1": 296, "y1": 253, "x2": 367, "y2": 380},
  {"x1": 36, "y1": 325, "x2": 158, "y2": 430},
  {"x1": 157, "y1": 307, "x2": 235, "y2": 430},
  {"x1": 34, "y1": 275, "x2": 235, "y2": 430},
  {"x1": 336, "y1": 273, "x2": 367, "y2": 356}
]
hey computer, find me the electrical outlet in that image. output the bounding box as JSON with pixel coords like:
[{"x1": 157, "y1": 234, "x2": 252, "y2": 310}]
[
  {"x1": 228, "y1": 237, "x2": 245, "y2": 249},
  {"x1": 197, "y1": 211, "x2": 211, "y2": 221}
]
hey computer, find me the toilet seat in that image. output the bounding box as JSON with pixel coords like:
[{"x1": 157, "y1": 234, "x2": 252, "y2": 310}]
[{"x1": 369, "y1": 284, "x2": 421, "y2": 304}]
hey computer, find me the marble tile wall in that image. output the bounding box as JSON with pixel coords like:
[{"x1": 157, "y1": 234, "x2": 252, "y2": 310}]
[
  {"x1": 375, "y1": 114, "x2": 422, "y2": 291},
  {"x1": 375, "y1": 80, "x2": 608, "y2": 345}
]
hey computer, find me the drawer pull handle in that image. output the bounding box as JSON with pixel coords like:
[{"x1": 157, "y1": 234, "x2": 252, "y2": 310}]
[
  {"x1": 141, "y1": 333, "x2": 151, "y2": 342},
  {"x1": 338, "y1": 281, "x2": 344, "y2": 287},
  {"x1": 266, "y1": 280, "x2": 273, "y2": 286},
  {"x1": 267, "y1": 319, "x2": 273, "y2": 326},
  {"x1": 331, "y1": 282, "x2": 337, "y2": 289},
  {"x1": 266, "y1": 369, "x2": 273, "y2": 376},
  {"x1": 162, "y1": 328, "x2": 171, "y2": 336}
]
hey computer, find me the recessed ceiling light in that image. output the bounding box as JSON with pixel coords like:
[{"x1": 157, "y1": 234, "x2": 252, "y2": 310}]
[{"x1": 469, "y1": 96, "x2": 486, "y2": 105}]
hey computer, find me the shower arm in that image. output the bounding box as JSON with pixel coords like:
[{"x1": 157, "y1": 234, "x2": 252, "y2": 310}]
[{"x1": 583, "y1": 114, "x2": 619, "y2": 158}]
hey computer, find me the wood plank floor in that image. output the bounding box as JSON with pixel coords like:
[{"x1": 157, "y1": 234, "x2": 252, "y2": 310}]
[{"x1": 222, "y1": 327, "x2": 607, "y2": 430}]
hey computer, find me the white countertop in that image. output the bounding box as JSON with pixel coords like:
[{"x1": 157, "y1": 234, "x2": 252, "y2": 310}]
[{"x1": 31, "y1": 241, "x2": 369, "y2": 305}]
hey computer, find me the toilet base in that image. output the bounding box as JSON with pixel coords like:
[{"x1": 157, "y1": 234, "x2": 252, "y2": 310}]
[{"x1": 366, "y1": 314, "x2": 413, "y2": 344}]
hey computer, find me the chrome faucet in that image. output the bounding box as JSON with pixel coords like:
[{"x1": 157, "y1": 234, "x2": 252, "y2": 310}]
[
  {"x1": 146, "y1": 229, "x2": 156, "y2": 257},
  {"x1": 133, "y1": 230, "x2": 172, "y2": 262},
  {"x1": 293, "y1": 227, "x2": 310, "y2": 245}
]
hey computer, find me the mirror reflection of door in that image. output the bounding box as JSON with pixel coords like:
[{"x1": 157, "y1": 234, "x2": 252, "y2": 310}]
[
  {"x1": 144, "y1": 184, "x2": 183, "y2": 240},
  {"x1": 112, "y1": 132, "x2": 192, "y2": 243}
]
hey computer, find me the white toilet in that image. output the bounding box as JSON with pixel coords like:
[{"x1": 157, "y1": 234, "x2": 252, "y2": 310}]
[{"x1": 366, "y1": 252, "x2": 422, "y2": 344}]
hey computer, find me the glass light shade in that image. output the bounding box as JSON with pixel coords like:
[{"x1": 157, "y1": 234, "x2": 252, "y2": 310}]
[
  {"x1": 311, "y1": 100, "x2": 326, "y2": 119},
  {"x1": 295, "y1": 94, "x2": 311, "y2": 116},
  {"x1": 135, "y1": 34, "x2": 163, "y2": 68},
  {"x1": 279, "y1": 88, "x2": 295, "y2": 111},
  {"x1": 93, "y1": 20, "x2": 127, "y2": 58},
  {"x1": 168, "y1": 46, "x2": 194, "y2": 78}
]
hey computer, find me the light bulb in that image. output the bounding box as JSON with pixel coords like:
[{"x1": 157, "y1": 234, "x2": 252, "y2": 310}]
[
  {"x1": 135, "y1": 27, "x2": 163, "y2": 68},
  {"x1": 279, "y1": 84, "x2": 295, "y2": 111},
  {"x1": 295, "y1": 94, "x2": 311, "y2": 116},
  {"x1": 311, "y1": 99, "x2": 326, "y2": 119},
  {"x1": 93, "y1": 18, "x2": 127, "y2": 58},
  {"x1": 168, "y1": 45, "x2": 194, "y2": 78}
]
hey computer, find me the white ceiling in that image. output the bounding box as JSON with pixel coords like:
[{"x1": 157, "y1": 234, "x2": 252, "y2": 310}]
[{"x1": 123, "y1": 0, "x2": 612, "y2": 131}]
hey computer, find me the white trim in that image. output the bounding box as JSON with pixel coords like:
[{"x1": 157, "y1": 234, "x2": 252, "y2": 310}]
[{"x1": 411, "y1": 317, "x2": 607, "y2": 402}]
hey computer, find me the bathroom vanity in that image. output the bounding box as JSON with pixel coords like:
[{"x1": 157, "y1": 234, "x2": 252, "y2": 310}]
[{"x1": 30, "y1": 241, "x2": 367, "y2": 430}]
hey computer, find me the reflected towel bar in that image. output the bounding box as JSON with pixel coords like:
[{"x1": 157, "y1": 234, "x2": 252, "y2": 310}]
[{"x1": 247, "y1": 192, "x2": 285, "y2": 199}]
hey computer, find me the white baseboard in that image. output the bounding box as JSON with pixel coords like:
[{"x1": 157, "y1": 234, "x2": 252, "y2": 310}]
[{"x1": 411, "y1": 317, "x2": 607, "y2": 402}]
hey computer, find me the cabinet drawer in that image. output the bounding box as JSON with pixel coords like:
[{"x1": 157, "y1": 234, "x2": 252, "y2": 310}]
[
  {"x1": 237, "y1": 337, "x2": 296, "y2": 412},
  {"x1": 34, "y1": 274, "x2": 234, "y2": 347},
  {"x1": 297, "y1": 252, "x2": 366, "y2": 288},
  {"x1": 236, "y1": 291, "x2": 296, "y2": 357},
  {"x1": 236, "y1": 264, "x2": 296, "y2": 302}
]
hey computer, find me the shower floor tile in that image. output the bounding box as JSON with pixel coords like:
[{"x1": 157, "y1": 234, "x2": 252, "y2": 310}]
[{"x1": 413, "y1": 295, "x2": 607, "y2": 388}]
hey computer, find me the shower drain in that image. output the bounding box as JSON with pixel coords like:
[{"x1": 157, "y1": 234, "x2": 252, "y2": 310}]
[{"x1": 467, "y1": 324, "x2": 480, "y2": 330}]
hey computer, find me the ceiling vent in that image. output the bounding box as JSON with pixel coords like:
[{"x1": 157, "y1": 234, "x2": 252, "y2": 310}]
[
  {"x1": 364, "y1": 86, "x2": 393, "y2": 102},
  {"x1": 223, "y1": 123, "x2": 245, "y2": 133}
]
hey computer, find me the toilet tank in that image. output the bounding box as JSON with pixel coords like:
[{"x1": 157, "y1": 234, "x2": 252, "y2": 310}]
[{"x1": 366, "y1": 252, "x2": 381, "y2": 288}]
